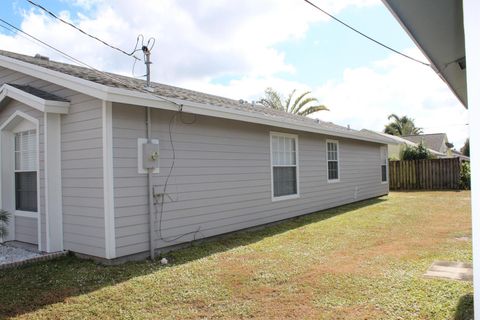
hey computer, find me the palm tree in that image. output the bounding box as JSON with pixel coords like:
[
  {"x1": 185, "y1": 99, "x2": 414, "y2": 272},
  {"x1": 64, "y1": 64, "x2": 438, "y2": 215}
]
[
  {"x1": 259, "y1": 88, "x2": 329, "y2": 116},
  {"x1": 384, "y1": 114, "x2": 423, "y2": 136}
]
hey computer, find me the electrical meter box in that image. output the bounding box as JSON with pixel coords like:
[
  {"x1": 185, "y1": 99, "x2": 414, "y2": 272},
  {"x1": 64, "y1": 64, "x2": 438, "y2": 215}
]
[
  {"x1": 143, "y1": 142, "x2": 160, "y2": 170},
  {"x1": 138, "y1": 138, "x2": 160, "y2": 173}
]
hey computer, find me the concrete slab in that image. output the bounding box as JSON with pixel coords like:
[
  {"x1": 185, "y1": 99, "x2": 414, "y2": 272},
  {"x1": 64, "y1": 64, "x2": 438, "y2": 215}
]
[{"x1": 424, "y1": 261, "x2": 473, "y2": 281}]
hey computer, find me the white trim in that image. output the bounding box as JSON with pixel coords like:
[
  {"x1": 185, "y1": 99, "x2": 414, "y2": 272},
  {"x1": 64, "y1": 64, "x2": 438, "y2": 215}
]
[
  {"x1": 102, "y1": 101, "x2": 116, "y2": 259},
  {"x1": 0, "y1": 84, "x2": 70, "y2": 114},
  {"x1": 137, "y1": 138, "x2": 160, "y2": 174},
  {"x1": 326, "y1": 139, "x2": 340, "y2": 183},
  {"x1": 269, "y1": 131, "x2": 300, "y2": 202},
  {"x1": 0, "y1": 111, "x2": 40, "y2": 249},
  {"x1": 14, "y1": 210, "x2": 38, "y2": 219},
  {"x1": 380, "y1": 145, "x2": 389, "y2": 184},
  {"x1": 0, "y1": 111, "x2": 38, "y2": 131},
  {"x1": 463, "y1": 0, "x2": 480, "y2": 317},
  {"x1": 0, "y1": 55, "x2": 391, "y2": 145},
  {"x1": 44, "y1": 113, "x2": 63, "y2": 252}
]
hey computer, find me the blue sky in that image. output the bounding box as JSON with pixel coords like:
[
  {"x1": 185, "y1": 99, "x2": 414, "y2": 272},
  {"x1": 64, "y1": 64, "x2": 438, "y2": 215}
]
[{"x1": 0, "y1": 0, "x2": 469, "y2": 148}]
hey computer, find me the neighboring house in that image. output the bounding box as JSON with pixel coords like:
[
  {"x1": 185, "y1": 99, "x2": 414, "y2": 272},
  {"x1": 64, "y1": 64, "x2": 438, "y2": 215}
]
[
  {"x1": 361, "y1": 130, "x2": 446, "y2": 159},
  {"x1": 402, "y1": 133, "x2": 454, "y2": 156},
  {"x1": 452, "y1": 150, "x2": 470, "y2": 161},
  {"x1": 0, "y1": 50, "x2": 390, "y2": 261}
]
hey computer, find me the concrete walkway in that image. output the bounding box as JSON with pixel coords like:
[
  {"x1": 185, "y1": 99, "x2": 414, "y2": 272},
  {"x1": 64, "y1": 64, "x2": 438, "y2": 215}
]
[{"x1": 424, "y1": 261, "x2": 473, "y2": 281}]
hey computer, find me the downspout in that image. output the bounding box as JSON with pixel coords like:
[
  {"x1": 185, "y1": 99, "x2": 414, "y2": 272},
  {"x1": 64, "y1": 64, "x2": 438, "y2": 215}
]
[{"x1": 146, "y1": 107, "x2": 155, "y2": 260}]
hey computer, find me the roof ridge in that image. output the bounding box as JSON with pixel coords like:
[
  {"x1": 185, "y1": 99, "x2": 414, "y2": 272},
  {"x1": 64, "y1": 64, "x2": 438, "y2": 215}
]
[{"x1": 0, "y1": 49, "x2": 389, "y2": 144}]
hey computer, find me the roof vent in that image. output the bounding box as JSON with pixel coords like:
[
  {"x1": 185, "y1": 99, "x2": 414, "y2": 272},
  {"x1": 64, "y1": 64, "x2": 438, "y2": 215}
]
[{"x1": 34, "y1": 54, "x2": 49, "y2": 61}]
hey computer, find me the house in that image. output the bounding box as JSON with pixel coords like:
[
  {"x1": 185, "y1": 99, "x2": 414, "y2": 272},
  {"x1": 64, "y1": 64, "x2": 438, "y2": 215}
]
[
  {"x1": 402, "y1": 133, "x2": 454, "y2": 156},
  {"x1": 361, "y1": 130, "x2": 446, "y2": 159},
  {"x1": 0, "y1": 50, "x2": 390, "y2": 261}
]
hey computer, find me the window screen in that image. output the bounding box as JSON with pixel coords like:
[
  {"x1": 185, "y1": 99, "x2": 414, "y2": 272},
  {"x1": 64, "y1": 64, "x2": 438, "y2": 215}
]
[
  {"x1": 271, "y1": 134, "x2": 298, "y2": 198},
  {"x1": 327, "y1": 141, "x2": 339, "y2": 181},
  {"x1": 14, "y1": 130, "x2": 38, "y2": 212}
]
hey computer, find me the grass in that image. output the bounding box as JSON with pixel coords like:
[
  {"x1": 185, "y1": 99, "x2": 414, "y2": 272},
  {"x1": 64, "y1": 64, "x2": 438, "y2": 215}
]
[{"x1": 0, "y1": 191, "x2": 472, "y2": 319}]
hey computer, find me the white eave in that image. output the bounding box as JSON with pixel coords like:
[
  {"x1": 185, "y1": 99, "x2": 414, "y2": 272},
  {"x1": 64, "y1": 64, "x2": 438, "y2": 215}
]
[
  {"x1": 0, "y1": 84, "x2": 70, "y2": 114},
  {"x1": 0, "y1": 53, "x2": 391, "y2": 144}
]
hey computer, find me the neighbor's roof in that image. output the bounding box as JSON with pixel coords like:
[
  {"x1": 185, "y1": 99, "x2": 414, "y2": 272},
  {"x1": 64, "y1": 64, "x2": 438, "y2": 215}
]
[
  {"x1": 0, "y1": 50, "x2": 390, "y2": 144},
  {"x1": 402, "y1": 133, "x2": 449, "y2": 152},
  {"x1": 361, "y1": 130, "x2": 447, "y2": 157}
]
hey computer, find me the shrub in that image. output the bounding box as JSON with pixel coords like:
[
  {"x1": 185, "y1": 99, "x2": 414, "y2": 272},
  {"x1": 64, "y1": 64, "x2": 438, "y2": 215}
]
[
  {"x1": 0, "y1": 209, "x2": 10, "y2": 239},
  {"x1": 400, "y1": 143, "x2": 432, "y2": 160},
  {"x1": 460, "y1": 161, "x2": 471, "y2": 190}
]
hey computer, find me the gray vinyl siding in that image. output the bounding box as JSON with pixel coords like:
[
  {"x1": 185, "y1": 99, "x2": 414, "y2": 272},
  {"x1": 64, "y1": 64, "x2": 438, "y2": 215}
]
[
  {"x1": 112, "y1": 104, "x2": 388, "y2": 258},
  {"x1": 0, "y1": 67, "x2": 105, "y2": 257},
  {"x1": 14, "y1": 216, "x2": 38, "y2": 244}
]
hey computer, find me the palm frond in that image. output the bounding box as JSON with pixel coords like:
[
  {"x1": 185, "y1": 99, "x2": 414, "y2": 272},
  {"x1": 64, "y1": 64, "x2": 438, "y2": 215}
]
[
  {"x1": 285, "y1": 89, "x2": 296, "y2": 113},
  {"x1": 291, "y1": 91, "x2": 311, "y2": 113},
  {"x1": 293, "y1": 97, "x2": 318, "y2": 115},
  {"x1": 298, "y1": 105, "x2": 329, "y2": 116}
]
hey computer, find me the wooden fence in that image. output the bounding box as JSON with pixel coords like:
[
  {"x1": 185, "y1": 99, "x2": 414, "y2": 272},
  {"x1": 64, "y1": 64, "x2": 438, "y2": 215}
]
[{"x1": 389, "y1": 158, "x2": 461, "y2": 190}]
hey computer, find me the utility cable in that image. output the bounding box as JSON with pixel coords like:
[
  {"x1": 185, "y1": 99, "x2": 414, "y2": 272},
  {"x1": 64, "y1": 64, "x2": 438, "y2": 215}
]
[
  {"x1": 26, "y1": 0, "x2": 141, "y2": 60},
  {"x1": 302, "y1": 0, "x2": 431, "y2": 67},
  {"x1": 0, "y1": 17, "x2": 181, "y2": 107}
]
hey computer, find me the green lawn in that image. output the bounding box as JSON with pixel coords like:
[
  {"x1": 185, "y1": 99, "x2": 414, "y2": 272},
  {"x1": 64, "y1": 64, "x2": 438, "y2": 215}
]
[{"x1": 0, "y1": 191, "x2": 473, "y2": 319}]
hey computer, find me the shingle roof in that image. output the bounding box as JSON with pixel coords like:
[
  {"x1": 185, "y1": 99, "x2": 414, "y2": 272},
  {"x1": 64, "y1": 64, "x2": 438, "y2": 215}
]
[
  {"x1": 402, "y1": 133, "x2": 448, "y2": 152},
  {"x1": 0, "y1": 50, "x2": 387, "y2": 143},
  {"x1": 362, "y1": 130, "x2": 447, "y2": 157},
  {"x1": 8, "y1": 84, "x2": 70, "y2": 102}
]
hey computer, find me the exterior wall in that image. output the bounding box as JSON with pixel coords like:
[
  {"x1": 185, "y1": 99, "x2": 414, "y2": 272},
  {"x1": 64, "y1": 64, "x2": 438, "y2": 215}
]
[
  {"x1": 112, "y1": 104, "x2": 389, "y2": 258},
  {"x1": 387, "y1": 143, "x2": 402, "y2": 160},
  {"x1": 15, "y1": 216, "x2": 38, "y2": 244},
  {"x1": 0, "y1": 67, "x2": 105, "y2": 257}
]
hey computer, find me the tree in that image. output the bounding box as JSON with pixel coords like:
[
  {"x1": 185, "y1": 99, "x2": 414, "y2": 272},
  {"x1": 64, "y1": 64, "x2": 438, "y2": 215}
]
[
  {"x1": 259, "y1": 88, "x2": 328, "y2": 116},
  {"x1": 384, "y1": 114, "x2": 423, "y2": 136},
  {"x1": 461, "y1": 138, "x2": 470, "y2": 156}
]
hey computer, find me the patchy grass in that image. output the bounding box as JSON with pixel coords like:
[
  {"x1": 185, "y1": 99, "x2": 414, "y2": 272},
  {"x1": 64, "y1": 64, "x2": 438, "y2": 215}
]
[{"x1": 0, "y1": 191, "x2": 472, "y2": 319}]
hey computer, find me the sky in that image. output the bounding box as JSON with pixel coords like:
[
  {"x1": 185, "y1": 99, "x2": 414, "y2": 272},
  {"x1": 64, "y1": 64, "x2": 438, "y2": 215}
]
[{"x1": 0, "y1": 0, "x2": 469, "y2": 149}]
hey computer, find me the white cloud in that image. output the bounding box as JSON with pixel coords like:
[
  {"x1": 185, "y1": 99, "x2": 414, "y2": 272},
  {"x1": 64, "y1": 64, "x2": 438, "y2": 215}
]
[
  {"x1": 0, "y1": 0, "x2": 378, "y2": 84},
  {"x1": 313, "y1": 48, "x2": 469, "y2": 149},
  {"x1": 2, "y1": 1, "x2": 467, "y2": 148}
]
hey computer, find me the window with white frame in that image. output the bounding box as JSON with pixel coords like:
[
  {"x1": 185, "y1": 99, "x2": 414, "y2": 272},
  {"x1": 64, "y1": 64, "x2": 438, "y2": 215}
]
[
  {"x1": 327, "y1": 140, "x2": 339, "y2": 181},
  {"x1": 14, "y1": 130, "x2": 37, "y2": 212},
  {"x1": 271, "y1": 133, "x2": 298, "y2": 198},
  {"x1": 381, "y1": 146, "x2": 388, "y2": 182}
]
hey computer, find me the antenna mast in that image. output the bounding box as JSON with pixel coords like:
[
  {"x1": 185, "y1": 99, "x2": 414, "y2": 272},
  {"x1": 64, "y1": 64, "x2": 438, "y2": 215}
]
[
  {"x1": 139, "y1": 36, "x2": 156, "y2": 91},
  {"x1": 142, "y1": 45, "x2": 152, "y2": 90}
]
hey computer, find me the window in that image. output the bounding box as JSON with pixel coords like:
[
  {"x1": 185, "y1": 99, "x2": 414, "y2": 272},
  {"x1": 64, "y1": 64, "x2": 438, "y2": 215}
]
[
  {"x1": 381, "y1": 146, "x2": 388, "y2": 183},
  {"x1": 14, "y1": 130, "x2": 37, "y2": 212},
  {"x1": 326, "y1": 140, "x2": 339, "y2": 181},
  {"x1": 271, "y1": 133, "x2": 298, "y2": 199}
]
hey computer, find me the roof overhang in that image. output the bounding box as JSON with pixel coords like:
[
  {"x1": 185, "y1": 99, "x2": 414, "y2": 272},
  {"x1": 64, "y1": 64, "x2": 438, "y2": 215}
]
[
  {"x1": 382, "y1": 0, "x2": 467, "y2": 108},
  {"x1": 0, "y1": 54, "x2": 391, "y2": 145},
  {"x1": 0, "y1": 84, "x2": 70, "y2": 114}
]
